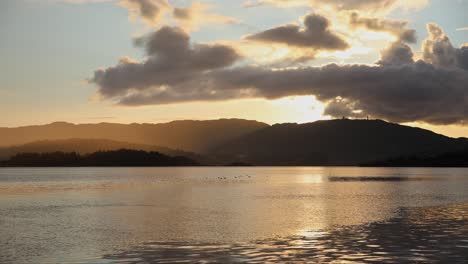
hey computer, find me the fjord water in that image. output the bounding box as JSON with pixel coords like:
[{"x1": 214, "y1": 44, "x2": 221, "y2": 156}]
[{"x1": 1, "y1": 167, "x2": 468, "y2": 263}]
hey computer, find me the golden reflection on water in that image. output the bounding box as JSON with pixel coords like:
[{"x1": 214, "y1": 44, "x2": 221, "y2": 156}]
[
  {"x1": 1, "y1": 167, "x2": 468, "y2": 263},
  {"x1": 98, "y1": 203, "x2": 468, "y2": 263},
  {"x1": 299, "y1": 174, "x2": 324, "y2": 184}
]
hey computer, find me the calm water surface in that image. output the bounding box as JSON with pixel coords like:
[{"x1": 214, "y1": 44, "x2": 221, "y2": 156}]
[{"x1": 1, "y1": 167, "x2": 468, "y2": 263}]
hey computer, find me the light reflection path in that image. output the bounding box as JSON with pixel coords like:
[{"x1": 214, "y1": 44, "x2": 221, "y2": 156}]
[{"x1": 99, "y1": 203, "x2": 468, "y2": 263}]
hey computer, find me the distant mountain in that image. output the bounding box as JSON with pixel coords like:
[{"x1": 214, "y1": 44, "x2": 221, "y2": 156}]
[
  {"x1": 0, "y1": 119, "x2": 268, "y2": 153},
  {"x1": 211, "y1": 119, "x2": 468, "y2": 166},
  {"x1": 0, "y1": 139, "x2": 205, "y2": 162},
  {"x1": 0, "y1": 149, "x2": 199, "y2": 167}
]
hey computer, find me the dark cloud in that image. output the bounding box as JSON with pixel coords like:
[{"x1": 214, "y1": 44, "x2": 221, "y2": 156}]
[
  {"x1": 173, "y1": 7, "x2": 191, "y2": 20},
  {"x1": 91, "y1": 26, "x2": 241, "y2": 99},
  {"x1": 399, "y1": 30, "x2": 417, "y2": 44},
  {"x1": 246, "y1": 14, "x2": 348, "y2": 50},
  {"x1": 105, "y1": 60, "x2": 467, "y2": 125},
  {"x1": 350, "y1": 12, "x2": 416, "y2": 43},
  {"x1": 323, "y1": 98, "x2": 366, "y2": 119},
  {"x1": 378, "y1": 41, "x2": 414, "y2": 66},
  {"x1": 456, "y1": 46, "x2": 468, "y2": 71},
  {"x1": 208, "y1": 61, "x2": 467, "y2": 125},
  {"x1": 91, "y1": 24, "x2": 468, "y2": 125}
]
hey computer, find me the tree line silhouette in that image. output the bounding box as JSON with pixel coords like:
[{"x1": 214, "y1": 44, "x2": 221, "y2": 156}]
[{"x1": 0, "y1": 149, "x2": 200, "y2": 167}]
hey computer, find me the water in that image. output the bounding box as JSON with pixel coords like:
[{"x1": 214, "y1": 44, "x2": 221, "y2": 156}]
[{"x1": 1, "y1": 167, "x2": 468, "y2": 263}]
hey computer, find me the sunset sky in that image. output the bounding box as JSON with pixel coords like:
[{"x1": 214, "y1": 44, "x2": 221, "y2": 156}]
[{"x1": 1, "y1": 0, "x2": 467, "y2": 137}]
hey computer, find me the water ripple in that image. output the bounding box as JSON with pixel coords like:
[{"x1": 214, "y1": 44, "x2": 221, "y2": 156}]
[{"x1": 100, "y1": 203, "x2": 468, "y2": 263}]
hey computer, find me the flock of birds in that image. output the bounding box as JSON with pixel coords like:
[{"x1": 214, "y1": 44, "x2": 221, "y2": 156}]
[{"x1": 216, "y1": 174, "x2": 252, "y2": 180}]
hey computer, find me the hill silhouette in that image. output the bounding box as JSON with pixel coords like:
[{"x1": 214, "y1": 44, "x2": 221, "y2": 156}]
[
  {"x1": 211, "y1": 119, "x2": 468, "y2": 166},
  {"x1": 0, "y1": 139, "x2": 206, "y2": 163},
  {"x1": 0, "y1": 119, "x2": 268, "y2": 153},
  {"x1": 1, "y1": 119, "x2": 466, "y2": 166},
  {"x1": 0, "y1": 149, "x2": 199, "y2": 167}
]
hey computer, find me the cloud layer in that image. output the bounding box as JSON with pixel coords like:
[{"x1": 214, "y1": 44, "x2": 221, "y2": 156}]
[
  {"x1": 91, "y1": 21, "x2": 468, "y2": 125},
  {"x1": 210, "y1": 61, "x2": 467, "y2": 125}
]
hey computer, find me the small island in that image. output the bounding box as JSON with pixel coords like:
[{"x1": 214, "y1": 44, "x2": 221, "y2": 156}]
[{"x1": 361, "y1": 148, "x2": 468, "y2": 167}]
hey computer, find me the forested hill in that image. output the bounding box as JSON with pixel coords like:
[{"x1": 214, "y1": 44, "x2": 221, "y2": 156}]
[
  {"x1": 211, "y1": 119, "x2": 468, "y2": 166},
  {"x1": 0, "y1": 149, "x2": 200, "y2": 167}
]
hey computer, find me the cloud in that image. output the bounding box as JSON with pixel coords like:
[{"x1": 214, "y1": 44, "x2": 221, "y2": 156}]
[
  {"x1": 244, "y1": 0, "x2": 428, "y2": 14},
  {"x1": 350, "y1": 12, "x2": 417, "y2": 43},
  {"x1": 117, "y1": 0, "x2": 236, "y2": 29},
  {"x1": 456, "y1": 27, "x2": 468, "y2": 31},
  {"x1": 172, "y1": 2, "x2": 239, "y2": 31},
  {"x1": 243, "y1": 0, "x2": 308, "y2": 7},
  {"x1": 91, "y1": 24, "x2": 468, "y2": 125},
  {"x1": 246, "y1": 14, "x2": 348, "y2": 50},
  {"x1": 422, "y1": 23, "x2": 468, "y2": 70},
  {"x1": 323, "y1": 98, "x2": 366, "y2": 119},
  {"x1": 456, "y1": 46, "x2": 468, "y2": 70},
  {"x1": 378, "y1": 41, "x2": 414, "y2": 65},
  {"x1": 311, "y1": 0, "x2": 398, "y2": 12},
  {"x1": 91, "y1": 26, "x2": 241, "y2": 99},
  {"x1": 119, "y1": 0, "x2": 170, "y2": 26}
]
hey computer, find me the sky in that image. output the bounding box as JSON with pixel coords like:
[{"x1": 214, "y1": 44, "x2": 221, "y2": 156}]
[{"x1": 0, "y1": 0, "x2": 467, "y2": 137}]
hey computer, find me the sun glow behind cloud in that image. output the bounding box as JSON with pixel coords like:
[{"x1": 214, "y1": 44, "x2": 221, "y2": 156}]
[{"x1": 270, "y1": 96, "x2": 327, "y2": 123}]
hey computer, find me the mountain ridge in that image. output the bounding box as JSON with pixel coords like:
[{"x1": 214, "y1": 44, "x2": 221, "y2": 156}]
[
  {"x1": 0, "y1": 119, "x2": 268, "y2": 153},
  {"x1": 1, "y1": 118, "x2": 466, "y2": 166}
]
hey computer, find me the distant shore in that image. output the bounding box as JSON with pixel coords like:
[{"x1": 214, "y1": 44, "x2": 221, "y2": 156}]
[{"x1": 0, "y1": 149, "x2": 200, "y2": 167}]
